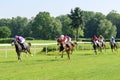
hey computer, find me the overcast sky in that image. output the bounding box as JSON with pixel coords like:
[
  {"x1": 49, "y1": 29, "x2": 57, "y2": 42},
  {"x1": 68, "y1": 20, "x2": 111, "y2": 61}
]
[{"x1": 0, "y1": 0, "x2": 120, "y2": 18}]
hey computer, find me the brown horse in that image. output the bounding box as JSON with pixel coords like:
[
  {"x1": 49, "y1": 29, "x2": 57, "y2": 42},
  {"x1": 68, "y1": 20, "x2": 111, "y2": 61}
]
[
  {"x1": 110, "y1": 41, "x2": 118, "y2": 52},
  {"x1": 11, "y1": 39, "x2": 32, "y2": 61},
  {"x1": 56, "y1": 38, "x2": 77, "y2": 59}
]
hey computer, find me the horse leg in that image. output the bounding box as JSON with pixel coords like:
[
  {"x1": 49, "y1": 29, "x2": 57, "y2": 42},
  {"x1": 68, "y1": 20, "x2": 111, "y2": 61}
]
[
  {"x1": 17, "y1": 52, "x2": 21, "y2": 61},
  {"x1": 61, "y1": 51, "x2": 64, "y2": 58},
  {"x1": 111, "y1": 46, "x2": 113, "y2": 52},
  {"x1": 27, "y1": 48, "x2": 33, "y2": 56},
  {"x1": 66, "y1": 51, "x2": 70, "y2": 60},
  {"x1": 94, "y1": 50, "x2": 97, "y2": 55},
  {"x1": 115, "y1": 45, "x2": 118, "y2": 52},
  {"x1": 99, "y1": 47, "x2": 102, "y2": 53},
  {"x1": 71, "y1": 49, "x2": 73, "y2": 54},
  {"x1": 93, "y1": 45, "x2": 97, "y2": 55}
]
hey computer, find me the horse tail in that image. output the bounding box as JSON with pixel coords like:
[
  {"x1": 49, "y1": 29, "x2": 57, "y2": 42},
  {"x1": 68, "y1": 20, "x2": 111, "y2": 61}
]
[{"x1": 28, "y1": 42, "x2": 31, "y2": 46}]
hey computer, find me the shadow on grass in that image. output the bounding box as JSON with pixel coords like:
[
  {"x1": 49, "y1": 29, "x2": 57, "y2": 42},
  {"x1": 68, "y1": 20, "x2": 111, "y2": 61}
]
[{"x1": 0, "y1": 60, "x2": 17, "y2": 63}]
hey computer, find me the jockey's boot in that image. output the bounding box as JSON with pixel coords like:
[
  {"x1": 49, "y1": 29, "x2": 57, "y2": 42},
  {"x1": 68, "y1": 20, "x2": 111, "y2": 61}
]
[
  {"x1": 66, "y1": 43, "x2": 69, "y2": 50},
  {"x1": 102, "y1": 42, "x2": 104, "y2": 47},
  {"x1": 97, "y1": 43, "x2": 100, "y2": 47},
  {"x1": 21, "y1": 44, "x2": 26, "y2": 50}
]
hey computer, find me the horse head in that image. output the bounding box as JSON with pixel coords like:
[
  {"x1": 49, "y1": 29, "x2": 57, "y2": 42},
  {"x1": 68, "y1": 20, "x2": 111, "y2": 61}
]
[
  {"x1": 11, "y1": 39, "x2": 18, "y2": 46},
  {"x1": 57, "y1": 38, "x2": 63, "y2": 45}
]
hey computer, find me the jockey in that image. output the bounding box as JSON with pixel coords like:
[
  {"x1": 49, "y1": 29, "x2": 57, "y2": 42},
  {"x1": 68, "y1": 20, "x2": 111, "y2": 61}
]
[
  {"x1": 92, "y1": 35, "x2": 99, "y2": 46},
  {"x1": 60, "y1": 35, "x2": 71, "y2": 43},
  {"x1": 15, "y1": 35, "x2": 26, "y2": 50},
  {"x1": 99, "y1": 35, "x2": 105, "y2": 46},
  {"x1": 110, "y1": 36, "x2": 116, "y2": 44},
  {"x1": 57, "y1": 35, "x2": 72, "y2": 49}
]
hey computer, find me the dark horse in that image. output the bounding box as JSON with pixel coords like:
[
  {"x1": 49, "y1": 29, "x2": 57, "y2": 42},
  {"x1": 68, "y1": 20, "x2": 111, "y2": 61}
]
[
  {"x1": 110, "y1": 41, "x2": 118, "y2": 52},
  {"x1": 11, "y1": 39, "x2": 32, "y2": 61},
  {"x1": 56, "y1": 38, "x2": 77, "y2": 59},
  {"x1": 92, "y1": 41, "x2": 106, "y2": 54}
]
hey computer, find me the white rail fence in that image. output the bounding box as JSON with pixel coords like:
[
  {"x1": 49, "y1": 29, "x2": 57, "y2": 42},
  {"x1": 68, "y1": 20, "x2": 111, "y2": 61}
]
[
  {"x1": 0, "y1": 42, "x2": 92, "y2": 58},
  {"x1": 0, "y1": 42, "x2": 115, "y2": 58}
]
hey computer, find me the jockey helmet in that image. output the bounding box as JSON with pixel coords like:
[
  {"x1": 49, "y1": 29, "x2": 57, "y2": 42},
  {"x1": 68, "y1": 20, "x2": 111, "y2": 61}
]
[
  {"x1": 111, "y1": 36, "x2": 115, "y2": 39},
  {"x1": 60, "y1": 35, "x2": 64, "y2": 38},
  {"x1": 15, "y1": 35, "x2": 19, "y2": 38}
]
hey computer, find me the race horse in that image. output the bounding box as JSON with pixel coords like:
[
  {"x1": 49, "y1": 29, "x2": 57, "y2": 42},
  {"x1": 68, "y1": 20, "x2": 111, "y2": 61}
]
[
  {"x1": 11, "y1": 39, "x2": 32, "y2": 61},
  {"x1": 110, "y1": 41, "x2": 118, "y2": 52},
  {"x1": 56, "y1": 38, "x2": 77, "y2": 59},
  {"x1": 92, "y1": 41, "x2": 106, "y2": 54}
]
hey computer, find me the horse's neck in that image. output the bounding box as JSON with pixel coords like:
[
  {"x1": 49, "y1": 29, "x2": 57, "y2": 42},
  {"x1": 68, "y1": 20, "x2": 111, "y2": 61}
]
[{"x1": 15, "y1": 41, "x2": 22, "y2": 50}]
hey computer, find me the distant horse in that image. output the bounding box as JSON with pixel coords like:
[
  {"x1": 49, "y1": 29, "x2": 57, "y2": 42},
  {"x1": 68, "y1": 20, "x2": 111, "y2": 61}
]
[
  {"x1": 110, "y1": 41, "x2": 118, "y2": 52},
  {"x1": 56, "y1": 38, "x2": 77, "y2": 59},
  {"x1": 11, "y1": 39, "x2": 32, "y2": 61},
  {"x1": 92, "y1": 41, "x2": 106, "y2": 54}
]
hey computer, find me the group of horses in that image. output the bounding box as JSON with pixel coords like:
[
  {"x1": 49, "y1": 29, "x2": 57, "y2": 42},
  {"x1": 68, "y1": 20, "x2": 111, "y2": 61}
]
[
  {"x1": 11, "y1": 38, "x2": 77, "y2": 61},
  {"x1": 92, "y1": 40, "x2": 118, "y2": 54},
  {"x1": 11, "y1": 38, "x2": 118, "y2": 61}
]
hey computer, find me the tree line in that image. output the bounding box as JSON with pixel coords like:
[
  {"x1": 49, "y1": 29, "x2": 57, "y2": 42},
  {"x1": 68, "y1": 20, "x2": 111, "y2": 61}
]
[{"x1": 0, "y1": 7, "x2": 119, "y2": 41}]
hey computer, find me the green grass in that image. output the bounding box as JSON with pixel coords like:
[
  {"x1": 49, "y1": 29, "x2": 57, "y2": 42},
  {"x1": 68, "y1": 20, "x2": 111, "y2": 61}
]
[{"x1": 0, "y1": 48, "x2": 120, "y2": 80}]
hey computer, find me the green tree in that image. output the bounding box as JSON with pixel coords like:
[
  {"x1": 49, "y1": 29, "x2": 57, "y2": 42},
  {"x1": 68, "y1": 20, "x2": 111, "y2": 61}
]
[
  {"x1": 106, "y1": 10, "x2": 120, "y2": 38},
  {"x1": 0, "y1": 26, "x2": 11, "y2": 38},
  {"x1": 56, "y1": 15, "x2": 75, "y2": 38},
  {"x1": 10, "y1": 16, "x2": 28, "y2": 37},
  {"x1": 68, "y1": 7, "x2": 84, "y2": 41},
  {"x1": 24, "y1": 17, "x2": 34, "y2": 37},
  {"x1": 84, "y1": 12, "x2": 106, "y2": 38},
  {"x1": 97, "y1": 19, "x2": 117, "y2": 38},
  {"x1": 49, "y1": 17, "x2": 62, "y2": 39},
  {"x1": 31, "y1": 12, "x2": 62, "y2": 39}
]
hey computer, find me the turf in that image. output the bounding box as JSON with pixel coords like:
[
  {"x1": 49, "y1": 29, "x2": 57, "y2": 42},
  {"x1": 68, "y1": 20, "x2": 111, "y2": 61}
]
[{"x1": 0, "y1": 49, "x2": 120, "y2": 80}]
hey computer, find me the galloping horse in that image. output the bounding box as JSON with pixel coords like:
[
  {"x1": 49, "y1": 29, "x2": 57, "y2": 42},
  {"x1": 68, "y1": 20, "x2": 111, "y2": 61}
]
[
  {"x1": 110, "y1": 41, "x2": 118, "y2": 52},
  {"x1": 56, "y1": 38, "x2": 77, "y2": 59},
  {"x1": 92, "y1": 41, "x2": 106, "y2": 54},
  {"x1": 11, "y1": 39, "x2": 32, "y2": 61}
]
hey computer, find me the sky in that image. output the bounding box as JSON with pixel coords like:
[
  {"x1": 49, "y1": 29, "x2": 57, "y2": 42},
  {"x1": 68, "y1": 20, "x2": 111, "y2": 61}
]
[{"x1": 0, "y1": 0, "x2": 120, "y2": 19}]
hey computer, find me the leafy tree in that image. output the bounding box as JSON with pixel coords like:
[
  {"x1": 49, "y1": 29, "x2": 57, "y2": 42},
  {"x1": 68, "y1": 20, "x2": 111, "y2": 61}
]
[
  {"x1": 24, "y1": 17, "x2": 34, "y2": 37},
  {"x1": 83, "y1": 11, "x2": 96, "y2": 38},
  {"x1": 97, "y1": 19, "x2": 117, "y2": 38},
  {"x1": 84, "y1": 12, "x2": 106, "y2": 38},
  {"x1": 68, "y1": 7, "x2": 84, "y2": 41},
  {"x1": 0, "y1": 26, "x2": 11, "y2": 38},
  {"x1": 56, "y1": 15, "x2": 75, "y2": 38},
  {"x1": 47, "y1": 17, "x2": 62, "y2": 39},
  {"x1": 10, "y1": 16, "x2": 28, "y2": 37},
  {"x1": 0, "y1": 18, "x2": 11, "y2": 27},
  {"x1": 106, "y1": 10, "x2": 120, "y2": 38},
  {"x1": 31, "y1": 12, "x2": 62, "y2": 39}
]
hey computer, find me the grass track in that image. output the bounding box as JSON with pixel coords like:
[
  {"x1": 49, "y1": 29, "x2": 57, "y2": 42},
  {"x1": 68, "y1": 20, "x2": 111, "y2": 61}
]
[{"x1": 0, "y1": 49, "x2": 120, "y2": 80}]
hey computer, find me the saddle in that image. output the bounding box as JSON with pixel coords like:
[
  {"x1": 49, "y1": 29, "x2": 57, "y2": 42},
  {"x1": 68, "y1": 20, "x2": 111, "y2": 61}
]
[{"x1": 18, "y1": 42, "x2": 26, "y2": 50}]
